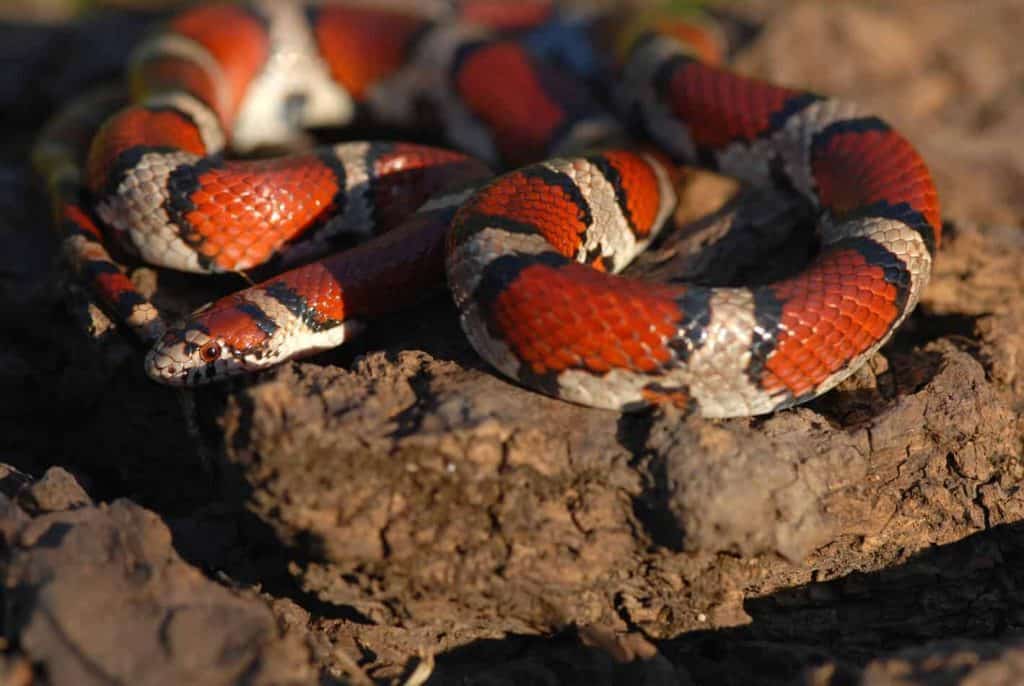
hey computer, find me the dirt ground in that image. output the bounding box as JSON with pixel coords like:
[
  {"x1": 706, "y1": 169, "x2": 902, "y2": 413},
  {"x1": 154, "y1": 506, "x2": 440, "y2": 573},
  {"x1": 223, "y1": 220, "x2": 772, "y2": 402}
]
[{"x1": 1, "y1": 1, "x2": 1023, "y2": 685}]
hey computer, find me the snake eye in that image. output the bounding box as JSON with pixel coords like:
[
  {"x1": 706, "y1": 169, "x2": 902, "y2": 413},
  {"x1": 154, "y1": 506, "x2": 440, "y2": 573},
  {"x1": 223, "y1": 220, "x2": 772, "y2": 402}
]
[{"x1": 199, "y1": 342, "x2": 221, "y2": 363}]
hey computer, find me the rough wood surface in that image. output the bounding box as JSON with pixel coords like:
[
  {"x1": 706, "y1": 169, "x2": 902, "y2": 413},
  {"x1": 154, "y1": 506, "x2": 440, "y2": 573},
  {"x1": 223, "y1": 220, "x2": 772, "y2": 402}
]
[{"x1": 1, "y1": 2, "x2": 1022, "y2": 684}]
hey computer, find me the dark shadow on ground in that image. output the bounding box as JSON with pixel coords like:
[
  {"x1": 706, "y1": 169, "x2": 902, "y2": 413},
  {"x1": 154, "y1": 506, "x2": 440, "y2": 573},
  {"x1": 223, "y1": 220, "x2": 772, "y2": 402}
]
[{"x1": 428, "y1": 520, "x2": 1024, "y2": 685}]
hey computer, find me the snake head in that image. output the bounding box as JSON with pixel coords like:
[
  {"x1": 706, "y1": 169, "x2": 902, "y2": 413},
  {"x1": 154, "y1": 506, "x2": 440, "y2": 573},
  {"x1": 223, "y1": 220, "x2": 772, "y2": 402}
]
[
  {"x1": 144, "y1": 294, "x2": 278, "y2": 385},
  {"x1": 144, "y1": 322, "x2": 243, "y2": 386},
  {"x1": 144, "y1": 291, "x2": 363, "y2": 386}
]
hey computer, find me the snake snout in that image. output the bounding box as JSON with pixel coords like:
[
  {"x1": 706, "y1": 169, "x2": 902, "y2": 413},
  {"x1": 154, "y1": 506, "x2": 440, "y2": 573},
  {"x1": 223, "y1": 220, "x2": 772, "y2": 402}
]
[{"x1": 144, "y1": 347, "x2": 188, "y2": 386}]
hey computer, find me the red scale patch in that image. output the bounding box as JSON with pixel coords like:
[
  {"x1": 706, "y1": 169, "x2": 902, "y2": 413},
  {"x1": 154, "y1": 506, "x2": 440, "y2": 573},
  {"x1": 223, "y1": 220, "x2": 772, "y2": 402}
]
[
  {"x1": 761, "y1": 248, "x2": 900, "y2": 397},
  {"x1": 327, "y1": 208, "x2": 455, "y2": 318},
  {"x1": 87, "y1": 106, "x2": 206, "y2": 194},
  {"x1": 459, "y1": 170, "x2": 589, "y2": 258},
  {"x1": 61, "y1": 204, "x2": 103, "y2": 240},
  {"x1": 94, "y1": 269, "x2": 137, "y2": 304},
  {"x1": 812, "y1": 129, "x2": 942, "y2": 246},
  {"x1": 369, "y1": 145, "x2": 489, "y2": 231},
  {"x1": 187, "y1": 156, "x2": 340, "y2": 270},
  {"x1": 196, "y1": 296, "x2": 274, "y2": 353},
  {"x1": 456, "y1": 42, "x2": 566, "y2": 165},
  {"x1": 274, "y1": 262, "x2": 348, "y2": 326},
  {"x1": 260, "y1": 204, "x2": 456, "y2": 327},
  {"x1": 314, "y1": 8, "x2": 426, "y2": 100},
  {"x1": 170, "y1": 4, "x2": 269, "y2": 125},
  {"x1": 669, "y1": 61, "x2": 801, "y2": 149},
  {"x1": 458, "y1": 0, "x2": 554, "y2": 30},
  {"x1": 491, "y1": 263, "x2": 687, "y2": 376},
  {"x1": 599, "y1": 151, "x2": 665, "y2": 237}
]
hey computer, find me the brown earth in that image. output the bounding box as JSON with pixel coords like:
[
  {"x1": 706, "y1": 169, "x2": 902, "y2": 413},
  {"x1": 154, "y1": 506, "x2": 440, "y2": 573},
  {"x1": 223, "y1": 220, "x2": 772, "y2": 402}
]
[{"x1": 1, "y1": 2, "x2": 1023, "y2": 685}]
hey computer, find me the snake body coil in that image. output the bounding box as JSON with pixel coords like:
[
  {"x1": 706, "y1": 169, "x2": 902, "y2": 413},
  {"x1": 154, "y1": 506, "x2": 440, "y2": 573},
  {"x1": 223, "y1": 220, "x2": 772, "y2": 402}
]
[{"x1": 34, "y1": 1, "x2": 940, "y2": 417}]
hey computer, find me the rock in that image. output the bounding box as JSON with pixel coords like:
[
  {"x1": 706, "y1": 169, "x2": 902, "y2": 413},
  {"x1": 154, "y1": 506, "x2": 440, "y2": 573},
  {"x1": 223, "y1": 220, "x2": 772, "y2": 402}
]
[
  {"x1": 16, "y1": 466, "x2": 92, "y2": 513},
  {"x1": 1, "y1": 493, "x2": 315, "y2": 686}
]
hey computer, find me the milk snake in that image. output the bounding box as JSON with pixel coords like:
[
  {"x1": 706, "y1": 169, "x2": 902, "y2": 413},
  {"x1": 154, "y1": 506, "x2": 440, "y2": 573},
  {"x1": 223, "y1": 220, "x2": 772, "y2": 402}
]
[{"x1": 33, "y1": 1, "x2": 940, "y2": 418}]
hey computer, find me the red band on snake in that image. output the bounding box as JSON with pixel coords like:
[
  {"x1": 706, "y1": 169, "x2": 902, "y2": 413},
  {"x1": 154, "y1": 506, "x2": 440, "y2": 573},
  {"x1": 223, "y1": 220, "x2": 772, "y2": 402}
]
[{"x1": 33, "y1": 1, "x2": 940, "y2": 418}]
